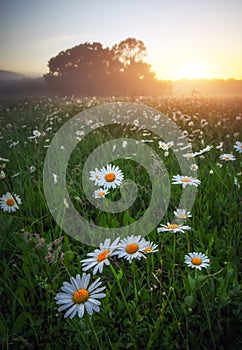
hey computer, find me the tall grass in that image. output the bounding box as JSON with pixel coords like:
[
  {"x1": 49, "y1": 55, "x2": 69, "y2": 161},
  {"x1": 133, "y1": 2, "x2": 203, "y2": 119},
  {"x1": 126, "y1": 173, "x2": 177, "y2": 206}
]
[{"x1": 0, "y1": 96, "x2": 241, "y2": 349}]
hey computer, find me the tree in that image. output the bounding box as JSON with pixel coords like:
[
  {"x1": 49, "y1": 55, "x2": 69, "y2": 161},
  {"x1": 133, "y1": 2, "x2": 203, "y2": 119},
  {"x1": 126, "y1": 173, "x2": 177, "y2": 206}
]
[
  {"x1": 111, "y1": 37, "x2": 147, "y2": 66},
  {"x1": 44, "y1": 38, "x2": 172, "y2": 96}
]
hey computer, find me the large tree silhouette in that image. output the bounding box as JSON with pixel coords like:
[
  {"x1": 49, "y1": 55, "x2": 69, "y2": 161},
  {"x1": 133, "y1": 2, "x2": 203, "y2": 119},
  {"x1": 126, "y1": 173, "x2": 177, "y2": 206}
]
[{"x1": 44, "y1": 38, "x2": 172, "y2": 96}]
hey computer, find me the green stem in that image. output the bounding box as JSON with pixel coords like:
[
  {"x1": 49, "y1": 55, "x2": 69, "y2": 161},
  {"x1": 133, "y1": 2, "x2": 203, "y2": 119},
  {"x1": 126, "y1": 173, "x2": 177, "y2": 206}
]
[
  {"x1": 200, "y1": 290, "x2": 216, "y2": 349},
  {"x1": 109, "y1": 264, "x2": 133, "y2": 321},
  {"x1": 67, "y1": 318, "x2": 90, "y2": 350},
  {"x1": 109, "y1": 264, "x2": 138, "y2": 350},
  {"x1": 172, "y1": 233, "x2": 176, "y2": 287},
  {"x1": 86, "y1": 315, "x2": 102, "y2": 350},
  {"x1": 131, "y1": 260, "x2": 138, "y2": 304}
]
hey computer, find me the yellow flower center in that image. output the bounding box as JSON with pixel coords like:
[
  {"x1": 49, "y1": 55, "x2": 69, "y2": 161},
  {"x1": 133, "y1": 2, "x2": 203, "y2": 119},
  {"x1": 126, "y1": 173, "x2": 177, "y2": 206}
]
[
  {"x1": 98, "y1": 191, "x2": 106, "y2": 197},
  {"x1": 73, "y1": 289, "x2": 89, "y2": 303},
  {"x1": 95, "y1": 175, "x2": 100, "y2": 180},
  {"x1": 178, "y1": 214, "x2": 186, "y2": 218},
  {"x1": 126, "y1": 243, "x2": 139, "y2": 254},
  {"x1": 167, "y1": 224, "x2": 179, "y2": 229},
  {"x1": 191, "y1": 257, "x2": 202, "y2": 265},
  {"x1": 181, "y1": 177, "x2": 191, "y2": 183},
  {"x1": 225, "y1": 157, "x2": 230, "y2": 161},
  {"x1": 6, "y1": 198, "x2": 15, "y2": 206},
  {"x1": 143, "y1": 247, "x2": 151, "y2": 253},
  {"x1": 105, "y1": 173, "x2": 116, "y2": 182},
  {"x1": 97, "y1": 250, "x2": 110, "y2": 262}
]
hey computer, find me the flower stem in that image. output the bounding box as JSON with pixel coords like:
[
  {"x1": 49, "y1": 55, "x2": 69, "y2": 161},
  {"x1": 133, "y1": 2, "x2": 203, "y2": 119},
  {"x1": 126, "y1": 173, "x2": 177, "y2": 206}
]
[
  {"x1": 109, "y1": 264, "x2": 138, "y2": 349},
  {"x1": 86, "y1": 315, "x2": 102, "y2": 350},
  {"x1": 109, "y1": 264, "x2": 133, "y2": 320},
  {"x1": 67, "y1": 318, "x2": 90, "y2": 349}
]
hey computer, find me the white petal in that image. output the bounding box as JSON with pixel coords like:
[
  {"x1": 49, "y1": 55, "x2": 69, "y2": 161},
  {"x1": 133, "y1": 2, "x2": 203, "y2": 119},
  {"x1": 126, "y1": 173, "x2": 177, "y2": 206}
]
[{"x1": 64, "y1": 304, "x2": 77, "y2": 319}]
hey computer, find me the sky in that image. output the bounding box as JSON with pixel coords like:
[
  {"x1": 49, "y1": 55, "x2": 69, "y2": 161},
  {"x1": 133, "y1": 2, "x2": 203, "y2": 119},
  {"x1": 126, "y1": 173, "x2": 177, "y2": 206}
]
[{"x1": 0, "y1": 0, "x2": 242, "y2": 80}]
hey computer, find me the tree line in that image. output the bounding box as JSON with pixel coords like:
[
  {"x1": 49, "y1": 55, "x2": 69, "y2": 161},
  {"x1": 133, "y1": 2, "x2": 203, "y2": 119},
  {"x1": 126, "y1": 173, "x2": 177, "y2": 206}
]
[{"x1": 44, "y1": 38, "x2": 172, "y2": 96}]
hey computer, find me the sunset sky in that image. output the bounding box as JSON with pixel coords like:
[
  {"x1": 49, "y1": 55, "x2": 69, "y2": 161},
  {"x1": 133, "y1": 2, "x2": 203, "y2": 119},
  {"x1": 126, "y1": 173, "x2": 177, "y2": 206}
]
[{"x1": 0, "y1": 0, "x2": 242, "y2": 81}]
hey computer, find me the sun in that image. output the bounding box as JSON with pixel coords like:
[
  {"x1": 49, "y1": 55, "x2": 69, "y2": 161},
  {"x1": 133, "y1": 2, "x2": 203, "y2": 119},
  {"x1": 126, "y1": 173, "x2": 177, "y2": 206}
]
[{"x1": 174, "y1": 62, "x2": 211, "y2": 80}]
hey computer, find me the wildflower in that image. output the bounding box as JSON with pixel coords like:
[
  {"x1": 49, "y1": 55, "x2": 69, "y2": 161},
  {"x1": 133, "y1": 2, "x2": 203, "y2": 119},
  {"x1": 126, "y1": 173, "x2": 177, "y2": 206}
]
[
  {"x1": 200, "y1": 119, "x2": 208, "y2": 127},
  {"x1": 33, "y1": 130, "x2": 41, "y2": 137},
  {"x1": 0, "y1": 192, "x2": 22, "y2": 213},
  {"x1": 184, "y1": 252, "x2": 210, "y2": 270},
  {"x1": 99, "y1": 164, "x2": 124, "y2": 189},
  {"x1": 173, "y1": 209, "x2": 192, "y2": 219},
  {"x1": 190, "y1": 164, "x2": 198, "y2": 172},
  {"x1": 172, "y1": 175, "x2": 201, "y2": 188},
  {"x1": 183, "y1": 153, "x2": 195, "y2": 159},
  {"x1": 93, "y1": 188, "x2": 109, "y2": 199},
  {"x1": 55, "y1": 273, "x2": 106, "y2": 319},
  {"x1": 89, "y1": 168, "x2": 103, "y2": 186},
  {"x1": 209, "y1": 169, "x2": 214, "y2": 174},
  {"x1": 28, "y1": 130, "x2": 41, "y2": 139},
  {"x1": 0, "y1": 170, "x2": 6, "y2": 179},
  {"x1": 81, "y1": 238, "x2": 120, "y2": 274},
  {"x1": 157, "y1": 222, "x2": 191, "y2": 233},
  {"x1": 114, "y1": 235, "x2": 147, "y2": 263},
  {"x1": 141, "y1": 240, "x2": 159, "y2": 254},
  {"x1": 29, "y1": 166, "x2": 36, "y2": 173},
  {"x1": 75, "y1": 130, "x2": 85, "y2": 137},
  {"x1": 219, "y1": 154, "x2": 236, "y2": 161},
  {"x1": 158, "y1": 141, "x2": 174, "y2": 151},
  {"x1": 233, "y1": 141, "x2": 242, "y2": 153}
]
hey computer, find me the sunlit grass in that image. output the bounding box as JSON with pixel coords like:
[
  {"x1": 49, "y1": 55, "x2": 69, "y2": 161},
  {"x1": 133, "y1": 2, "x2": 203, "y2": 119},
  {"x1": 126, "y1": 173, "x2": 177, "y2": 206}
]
[{"x1": 0, "y1": 96, "x2": 241, "y2": 349}]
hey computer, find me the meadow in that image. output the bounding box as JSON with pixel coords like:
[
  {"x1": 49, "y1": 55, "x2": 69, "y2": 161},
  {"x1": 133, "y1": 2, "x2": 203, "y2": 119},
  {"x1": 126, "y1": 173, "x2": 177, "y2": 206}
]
[{"x1": 0, "y1": 95, "x2": 241, "y2": 350}]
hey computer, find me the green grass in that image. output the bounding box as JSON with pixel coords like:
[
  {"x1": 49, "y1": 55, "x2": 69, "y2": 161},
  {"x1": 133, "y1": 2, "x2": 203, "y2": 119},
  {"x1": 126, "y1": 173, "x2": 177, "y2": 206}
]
[{"x1": 0, "y1": 96, "x2": 241, "y2": 349}]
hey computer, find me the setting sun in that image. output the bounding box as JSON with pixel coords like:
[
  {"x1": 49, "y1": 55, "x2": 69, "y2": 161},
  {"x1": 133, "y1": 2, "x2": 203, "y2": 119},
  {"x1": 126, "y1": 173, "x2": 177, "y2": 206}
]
[{"x1": 174, "y1": 62, "x2": 212, "y2": 80}]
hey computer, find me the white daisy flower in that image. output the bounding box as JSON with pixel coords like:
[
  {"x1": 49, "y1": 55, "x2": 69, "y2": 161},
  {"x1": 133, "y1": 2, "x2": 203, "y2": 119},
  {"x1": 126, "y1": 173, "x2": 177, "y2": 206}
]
[
  {"x1": 89, "y1": 168, "x2": 103, "y2": 186},
  {"x1": 141, "y1": 240, "x2": 159, "y2": 254},
  {"x1": 190, "y1": 164, "x2": 198, "y2": 171},
  {"x1": 99, "y1": 164, "x2": 124, "y2": 189},
  {"x1": 93, "y1": 188, "x2": 109, "y2": 199},
  {"x1": 157, "y1": 222, "x2": 191, "y2": 233},
  {"x1": 172, "y1": 175, "x2": 201, "y2": 188},
  {"x1": 81, "y1": 238, "x2": 120, "y2": 274},
  {"x1": 233, "y1": 141, "x2": 242, "y2": 153},
  {"x1": 219, "y1": 154, "x2": 236, "y2": 161},
  {"x1": 55, "y1": 273, "x2": 106, "y2": 319},
  {"x1": 114, "y1": 235, "x2": 147, "y2": 263},
  {"x1": 28, "y1": 130, "x2": 42, "y2": 139},
  {"x1": 158, "y1": 141, "x2": 174, "y2": 150},
  {"x1": 184, "y1": 252, "x2": 210, "y2": 270},
  {"x1": 173, "y1": 209, "x2": 192, "y2": 219},
  {"x1": 0, "y1": 192, "x2": 22, "y2": 213},
  {"x1": 183, "y1": 153, "x2": 195, "y2": 159},
  {"x1": 33, "y1": 129, "x2": 41, "y2": 137}
]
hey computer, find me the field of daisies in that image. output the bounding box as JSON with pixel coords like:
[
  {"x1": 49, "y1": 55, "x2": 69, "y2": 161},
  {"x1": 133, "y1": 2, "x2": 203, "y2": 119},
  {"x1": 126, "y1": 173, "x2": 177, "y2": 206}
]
[{"x1": 0, "y1": 96, "x2": 241, "y2": 350}]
